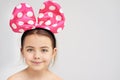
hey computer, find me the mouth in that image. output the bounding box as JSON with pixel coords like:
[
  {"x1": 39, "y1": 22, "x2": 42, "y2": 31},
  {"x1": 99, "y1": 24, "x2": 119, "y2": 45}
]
[{"x1": 31, "y1": 61, "x2": 43, "y2": 65}]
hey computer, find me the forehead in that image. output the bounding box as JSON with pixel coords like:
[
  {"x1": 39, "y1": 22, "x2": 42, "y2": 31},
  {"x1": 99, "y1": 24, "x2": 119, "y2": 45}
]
[{"x1": 23, "y1": 34, "x2": 52, "y2": 47}]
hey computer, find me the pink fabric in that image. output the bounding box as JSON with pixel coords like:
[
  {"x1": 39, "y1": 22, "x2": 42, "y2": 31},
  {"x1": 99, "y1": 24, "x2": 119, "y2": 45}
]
[{"x1": 9, "y1": 0, "x2": 65, "y2": 33}]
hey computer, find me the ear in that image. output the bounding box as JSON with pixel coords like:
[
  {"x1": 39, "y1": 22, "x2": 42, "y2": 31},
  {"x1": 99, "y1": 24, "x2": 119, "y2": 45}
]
[
  {"x1": 20, "y1": 47, "x2": 24, "y2": 57},
  {"x1": 51, "y1": 48, "x2": 57, "y2": 65},
  {"x1": 52, "y1": 48, "x2": 57, "y2": 58}
]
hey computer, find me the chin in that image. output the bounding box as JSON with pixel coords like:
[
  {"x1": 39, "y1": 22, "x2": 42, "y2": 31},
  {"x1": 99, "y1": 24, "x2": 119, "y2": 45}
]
[
  {"x1": 30, "y1": 65, "x2": 44, "y2": 71},
  {"x1": 33, "y1": 68, "x2": 43, "y2": 71},
  {"x1": 27, "y1": 62, "x2": 49, "y2": 71}
]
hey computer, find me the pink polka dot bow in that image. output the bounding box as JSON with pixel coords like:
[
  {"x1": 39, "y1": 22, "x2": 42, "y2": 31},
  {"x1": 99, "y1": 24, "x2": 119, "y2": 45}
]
[{"x1": 9, "y1": 0, "x2": 65, "y2": 33}]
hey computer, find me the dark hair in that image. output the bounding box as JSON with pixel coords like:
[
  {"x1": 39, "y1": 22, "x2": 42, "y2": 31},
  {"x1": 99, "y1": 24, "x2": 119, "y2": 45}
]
[{"x1": 21, "y1": 28, "x2": 56, "y2": 49}]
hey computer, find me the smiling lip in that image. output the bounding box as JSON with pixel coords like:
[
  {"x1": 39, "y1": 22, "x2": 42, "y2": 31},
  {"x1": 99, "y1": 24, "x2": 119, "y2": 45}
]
[{"x1": 32, "y1": 61, "x2": 42, "y2": 65}]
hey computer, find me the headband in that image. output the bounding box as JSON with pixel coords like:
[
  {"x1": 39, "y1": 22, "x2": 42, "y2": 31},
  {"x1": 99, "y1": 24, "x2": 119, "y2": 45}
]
[{"x1": 9, "y1": 0, "x2": 65, "y2": 33}]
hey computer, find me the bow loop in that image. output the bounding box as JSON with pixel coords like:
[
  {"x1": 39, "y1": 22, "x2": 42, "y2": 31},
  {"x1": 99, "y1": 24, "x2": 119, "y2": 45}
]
[
  {"x1": 38, "y1": 1, "x2": 65, "y2": 33},
  {"x1": 10, "y1": 3, "x2": 36, "y2": 33}
]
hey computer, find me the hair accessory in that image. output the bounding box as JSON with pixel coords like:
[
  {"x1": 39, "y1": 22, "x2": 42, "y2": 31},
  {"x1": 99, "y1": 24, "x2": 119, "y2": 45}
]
[{"x1": 9, "y1": 0, "x2": 65, "y2": 33}]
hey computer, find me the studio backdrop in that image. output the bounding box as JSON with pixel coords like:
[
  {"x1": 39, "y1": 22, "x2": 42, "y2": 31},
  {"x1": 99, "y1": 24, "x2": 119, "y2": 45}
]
[{"x1": 0, "y1": 0, "x2": 120, "y2": 80}]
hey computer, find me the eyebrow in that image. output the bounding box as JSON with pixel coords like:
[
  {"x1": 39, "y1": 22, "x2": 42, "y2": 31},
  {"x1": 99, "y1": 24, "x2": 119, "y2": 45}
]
[
  {"x1": 25, "y1": 46, "x2": 34, "y2": 49},
  {"x1": 40, "y1": 46, "x2": 49, "y2": 48}
]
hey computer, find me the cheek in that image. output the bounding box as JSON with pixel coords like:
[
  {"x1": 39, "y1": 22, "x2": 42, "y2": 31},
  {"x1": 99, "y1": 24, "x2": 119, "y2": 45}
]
[
  {"x1": 24, "y1": 54, "x2": 33, "y2": 61},
  {"x1": 43, "y1": 55, "x2": 53, "y2": 63}
]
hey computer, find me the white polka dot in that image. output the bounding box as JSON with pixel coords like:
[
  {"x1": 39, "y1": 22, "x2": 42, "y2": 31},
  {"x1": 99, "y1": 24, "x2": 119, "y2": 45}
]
[
  {"x1": 11, "y1": 23, "x2": 17, "y2": 29},
  {"x1": 19, "y1": 29, "x2": 24, "y2": 33},
  {"x1": 52, "y1": 24, "x2": 57, "y2": 27},
  {"x1": 39, "y1": 21, "x2": 44, "y2": 25},
  {"x1": 45, "y1": 27, "x2": 50, "y2": 30},
  {"x1": 59, "y1": 8, "x2": 63, "y2": 13},
  {"x1": 18, "y1": 21, "x2": 24, "y2": 25},
  {"x1": 25, "y1": 3, "x2": 31, "y2": 8},
  {"x1": 45, "y1": 20, "x2": 51, "y2": 26},
  {"x1": 16, "y1": 4, "x2": 22, "y2": 9},
  {"x1": 40, "y1": 4, "x2": 45, "y2": 10},
  {"x1": 56, "y1": 15, "x2": 62, "y2": 21},
  {"x1": 27, "y1": 11, "x2": 33, "y2": 17},
  {"x1": 38, "y1": 13, "x2": 44, "y2": 18},
  {"x1": 17, "y1": 12, "x2": 23, "y2": 18},
  {"x1": 27, "y1": 20, "x2": 34, "y2": 25},
  {"x1": 10, "y1": 14, "x2": 14, "y2": 20},
  {"x1": 57, "y1": 28, "x2": 62, "y2": 33},
  {"x1": 49, "y1": 6, "x2": 56, "y2": 10},
  {"x1": 48, "y1": 12, "x2": 53, "y2": 17}
]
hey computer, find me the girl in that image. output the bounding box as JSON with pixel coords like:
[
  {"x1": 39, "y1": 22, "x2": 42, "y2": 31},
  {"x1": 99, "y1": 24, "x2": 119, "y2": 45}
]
[
  {"x1": 8, "y1": 0, "x2": 65, "y2": 79},
  {"x1": 7, "y1": 28, "x2": 62, "y2": 80}
]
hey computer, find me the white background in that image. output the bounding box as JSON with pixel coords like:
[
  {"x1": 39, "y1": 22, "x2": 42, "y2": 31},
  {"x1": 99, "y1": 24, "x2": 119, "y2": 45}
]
[{"x1": 0, "y1": 0, "x2": 120, "y2": 80}]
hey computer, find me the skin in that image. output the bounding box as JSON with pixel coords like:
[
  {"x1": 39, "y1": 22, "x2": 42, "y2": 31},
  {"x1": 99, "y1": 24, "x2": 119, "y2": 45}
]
[{"x1": 7, "y1": 34, "x2": 62, "y2": 80}]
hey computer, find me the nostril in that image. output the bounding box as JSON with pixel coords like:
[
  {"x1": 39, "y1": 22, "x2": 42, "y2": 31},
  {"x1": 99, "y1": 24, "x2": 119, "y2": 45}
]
[{"x1": 34, "y1": 56, "x2": 40, "y2": 59}]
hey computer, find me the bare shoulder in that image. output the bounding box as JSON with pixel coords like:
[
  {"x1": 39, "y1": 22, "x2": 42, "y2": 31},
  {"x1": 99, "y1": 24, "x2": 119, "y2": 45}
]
[
  {"x1": 7, "y1": 70, "x2": 26, "y2": 80},
  {"x1": 51, "y1": 72, "x2": 63, "y2": 80},
  {"x1": 55, "y1": 76, "x2": 63, "y2": 80},
  {"x1": 55, "y1": 75, "x2": 63, "y2": 80}
]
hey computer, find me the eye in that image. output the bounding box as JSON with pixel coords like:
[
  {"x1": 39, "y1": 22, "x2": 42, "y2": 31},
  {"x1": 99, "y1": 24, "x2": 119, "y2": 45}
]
[
  {"x1": 27, "y1": 48, "x2": 34, "y2": 52},
  {"x1": 41, "y1": 48, "x2": 48, "y2": 53}
]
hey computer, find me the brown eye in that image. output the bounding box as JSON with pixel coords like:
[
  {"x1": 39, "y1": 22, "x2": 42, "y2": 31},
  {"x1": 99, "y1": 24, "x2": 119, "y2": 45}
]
[
  {"x1": 27, "y1": 49, "x2": 34, "y2": 52},
  {"x1": 41, "y1": 49, "x2": 48, "y2": 53}
]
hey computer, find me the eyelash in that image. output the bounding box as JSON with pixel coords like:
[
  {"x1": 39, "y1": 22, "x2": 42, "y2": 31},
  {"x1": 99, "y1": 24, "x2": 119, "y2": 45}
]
[
  {"x1": 41, "y1": 49, "x2": 48, "y2": 53},
  {"x1": 27, "y1": 49, "x2": 34, "y2": 52},
  {"x1": 26, "y1": 49, "x2": 48, "y2": 53}
]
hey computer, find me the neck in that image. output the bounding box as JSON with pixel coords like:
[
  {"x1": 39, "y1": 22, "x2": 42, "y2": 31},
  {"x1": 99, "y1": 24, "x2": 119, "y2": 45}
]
[{"x1": 25, "y1": 67, "x2": 50, "y2": 78}]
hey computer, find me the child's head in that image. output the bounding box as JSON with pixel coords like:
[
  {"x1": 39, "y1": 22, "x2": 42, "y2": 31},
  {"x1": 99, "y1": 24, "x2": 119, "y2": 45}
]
[
  {"x1": 21, "y1": 28, "x2": 56, "y2": 49},
  {"x1": 21, "y1": 28, "x2": 57, "y2": 70}
]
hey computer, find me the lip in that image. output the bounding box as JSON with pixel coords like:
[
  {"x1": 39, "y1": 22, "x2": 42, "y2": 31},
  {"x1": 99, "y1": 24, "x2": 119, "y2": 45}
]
[{"x1": 31, "y1": 61, "x2": 42, "y2": 65}]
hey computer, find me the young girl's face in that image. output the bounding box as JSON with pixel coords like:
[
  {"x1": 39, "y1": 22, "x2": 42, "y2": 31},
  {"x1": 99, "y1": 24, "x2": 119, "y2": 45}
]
[{"x1": 21, "y1": 34, "x2": 56, "y2": 71}]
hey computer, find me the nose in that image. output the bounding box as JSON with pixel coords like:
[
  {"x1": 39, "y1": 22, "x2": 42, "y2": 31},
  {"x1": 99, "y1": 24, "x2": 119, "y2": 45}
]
[{"x1": 34, "y1": 51, "x2": 40, "y2": 59}]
